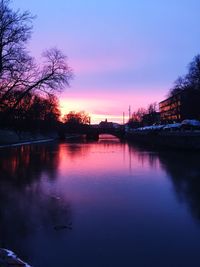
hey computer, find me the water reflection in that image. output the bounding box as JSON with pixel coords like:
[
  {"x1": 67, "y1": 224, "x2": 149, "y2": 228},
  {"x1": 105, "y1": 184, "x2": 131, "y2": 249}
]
[
  {"x1": 158, "y1": 151, "x2": 200, "y2": 222},
  {"x1": 128, "y1": 144, "x2": 161, "y2": 172},
  {"x1": 128, "y1": 143, "x2": 200, "y2": 224},
  {"x1": 0, "y1": 138, "x2": 200, "y2": 266},
  {"x1": 0, "y1": 143, "x2": 72, "y2": 264},
  {"x1": 0, "y1": 144, "x2": 59, "y2": 183}
]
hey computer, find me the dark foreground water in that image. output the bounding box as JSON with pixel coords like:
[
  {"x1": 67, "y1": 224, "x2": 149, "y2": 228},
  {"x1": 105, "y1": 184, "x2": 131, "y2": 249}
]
[{"x1": 0, "y1": 135, "x2": 200, "y2": 267}]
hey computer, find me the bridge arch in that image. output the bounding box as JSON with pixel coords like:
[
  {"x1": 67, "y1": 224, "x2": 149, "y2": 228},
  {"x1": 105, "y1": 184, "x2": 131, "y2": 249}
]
[{"x1": 85, "y1": 126, "x2": 125, "y2": 140}]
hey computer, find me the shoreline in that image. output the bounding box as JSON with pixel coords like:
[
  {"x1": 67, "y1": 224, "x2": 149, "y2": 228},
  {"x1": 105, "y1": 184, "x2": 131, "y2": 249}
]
[
  {"x1": 125, "y1": 131, "x2": 200, "y2": 150},
  {"x1": 0, "y1": 132, "x2": 86, "y2": 149},
  {"x1": 0, "y1": 138, "x2": 56, "y2": 149}
]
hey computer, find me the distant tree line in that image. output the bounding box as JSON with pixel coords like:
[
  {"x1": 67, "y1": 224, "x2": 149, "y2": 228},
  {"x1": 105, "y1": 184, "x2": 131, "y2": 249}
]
[
  {"x1": 128, "y1": 102, "x2": 159, "y2": 128},
  {"x1": 0, "y1": 92, "x2": 61, "y2": 133}
]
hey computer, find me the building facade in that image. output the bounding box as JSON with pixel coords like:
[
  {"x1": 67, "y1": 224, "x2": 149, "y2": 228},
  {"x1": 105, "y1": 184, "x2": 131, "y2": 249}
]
[{"x1": 159, "y1": 90, "x2": 200, "y2": 123}]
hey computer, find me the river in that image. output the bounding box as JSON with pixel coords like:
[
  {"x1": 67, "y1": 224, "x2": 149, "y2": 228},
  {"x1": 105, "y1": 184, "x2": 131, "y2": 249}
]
[{"x1": 0, "y1": 135, "x2": 200, "y2": 267}]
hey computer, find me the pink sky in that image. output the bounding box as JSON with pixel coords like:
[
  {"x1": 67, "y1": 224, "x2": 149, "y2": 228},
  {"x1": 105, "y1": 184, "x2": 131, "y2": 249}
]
[
  {"x1": 13, "y1": 0, "x2": 200, "y2": 124},
  {"x1": 59, "y1": 88, "x2": 166, "y2": 124},
  {"x1": 58, "y1": 44, "x2": 168, "y2": 123}
]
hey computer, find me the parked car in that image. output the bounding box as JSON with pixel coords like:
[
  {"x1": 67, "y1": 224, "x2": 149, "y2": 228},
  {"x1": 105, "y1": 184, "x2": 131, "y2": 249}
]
[
  {"x1": 181, "y1": 119, "x2": 200, "y2": 130},
  {"x1": 163, "y1": 123, "x2": 182, "y2": 131}
]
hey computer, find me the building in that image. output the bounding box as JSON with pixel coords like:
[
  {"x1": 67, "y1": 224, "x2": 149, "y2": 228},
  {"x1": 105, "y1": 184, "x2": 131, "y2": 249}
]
[
  {"x1": 159, "y1": 90, "x2": 200, "y2": 123},
  {"x1": 99, "y1": 119, "x2": 114, "y2": 129}
]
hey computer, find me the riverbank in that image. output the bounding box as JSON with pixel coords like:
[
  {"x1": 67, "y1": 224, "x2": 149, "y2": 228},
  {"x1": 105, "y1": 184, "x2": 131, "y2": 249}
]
[
  {"x1": 0, "y1": 129, "x2": 87, "y2": 148},
  {"x1": 0, "y1": 138, "x2": 55, "y2": 149},
  {"x1": 0, "y1": 129, "x2": 58, "y2": 147},
  {"x1": 126, "y1": 131, "x2": 200, "y2": 150}
]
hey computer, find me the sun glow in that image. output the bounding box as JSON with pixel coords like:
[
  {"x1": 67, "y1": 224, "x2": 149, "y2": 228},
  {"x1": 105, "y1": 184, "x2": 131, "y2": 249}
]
[
  {"x1": 59, "y1": 98, "x2": 129, "y2": 124},
  {"x1": 59, "y1": 88, "x2": 165, "y2": 124}
]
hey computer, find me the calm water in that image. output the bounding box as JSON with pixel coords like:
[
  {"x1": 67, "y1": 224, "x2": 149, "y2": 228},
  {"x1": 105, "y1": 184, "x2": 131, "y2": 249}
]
[{"x1": 0, "y1": 135, "x2": 200, "y2": 266}]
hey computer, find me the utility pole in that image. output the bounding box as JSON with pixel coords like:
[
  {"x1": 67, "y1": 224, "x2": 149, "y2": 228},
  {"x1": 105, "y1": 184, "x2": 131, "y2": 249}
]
[
  {"x1": 123, "y1": 112, "x2": 125, "y2": 125},
  {"x1": 128, "y1": 105, "x2": 131, "y2": 120}
]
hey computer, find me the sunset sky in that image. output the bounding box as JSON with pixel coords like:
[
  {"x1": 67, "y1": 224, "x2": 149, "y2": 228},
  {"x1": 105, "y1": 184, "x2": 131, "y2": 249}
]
[{"x1": 13, "y1": 0, "x2": 200, "y2": 123}]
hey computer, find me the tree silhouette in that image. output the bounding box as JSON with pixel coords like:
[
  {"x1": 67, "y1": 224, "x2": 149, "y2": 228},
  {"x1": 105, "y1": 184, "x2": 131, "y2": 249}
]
[
  {"x1": 0, "y1": 92, "x2": 61, "y2": 133},
  {"x1": 63, "y1": 111, "x2": 90, "y2": 133},
  {"x1": 186, "y1": 54, "x2": 200, "y2": 90},
  {"x1": 168, "y1": 76, "x2": 186, "y2": 97},
  {"x1": 0, "y1": 0, "x2": 73, "y2": 114},
  {"x1": 169, "y1": 55, "x2": 200, "y2": 97},
  {"x1": 63, "y1": 111, "x2": 90, "y2": 125},
  {"x1": 128, "y1": 108, "x2": 147, "y2": 128}
]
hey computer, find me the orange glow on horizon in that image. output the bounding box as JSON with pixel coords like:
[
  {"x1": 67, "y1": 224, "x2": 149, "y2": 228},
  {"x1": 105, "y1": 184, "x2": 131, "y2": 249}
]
[
  {"x1": 59, "y1": 98, "x2": 128, "y2": 124},
  {"x1": 59, "y1": 89, "x2": 165, "y2": 124}
]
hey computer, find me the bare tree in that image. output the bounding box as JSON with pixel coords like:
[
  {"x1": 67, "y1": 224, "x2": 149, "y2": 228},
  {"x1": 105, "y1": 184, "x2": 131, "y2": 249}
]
[
  {"x1": 0, "y1": 0, "x2": 33, "y2": 74},
  {"x1": 63, "y1": 111, "x2": 90, "y2": 125},
  {"x1": 186, "y1": 54, "x2": 200, "y2": 90},
  {"x1": 0, "y1": 0, "x2": 73, "y2": 113},
  {"x1": 168, "y1": 55, "x2": 200, "y2": 97},
  {"x1": 11, "y1": 48, "x2": 73, "y2": 110},
  {"x1": 168, "y1": 76, "x2": 187, "y2": 97},
  {"x1": 128, "y1": 107, "x2": 147, "y2": 128}
]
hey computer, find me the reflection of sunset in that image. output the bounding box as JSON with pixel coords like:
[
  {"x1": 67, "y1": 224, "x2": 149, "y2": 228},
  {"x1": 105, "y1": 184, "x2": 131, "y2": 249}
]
[
  {"x1": 50, "y1": 138, "x2": 166, "y2": 209},
  {"x1": 1, "y1": 140, "x2": 200, "y2": 267},
  {"x1": 58, "y1": 138, "x2": 163, "y2": 181},
  {"x1": 0, "y1": 145, "x2": 60, "y2": 183}
]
